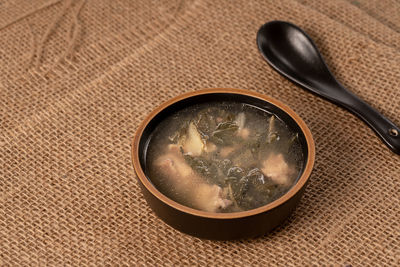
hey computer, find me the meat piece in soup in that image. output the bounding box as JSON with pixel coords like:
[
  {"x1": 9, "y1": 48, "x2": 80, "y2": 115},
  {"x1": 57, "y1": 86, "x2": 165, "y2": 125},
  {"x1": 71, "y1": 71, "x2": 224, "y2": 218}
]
[
  {"x1": 146, "y1": 102, "x2": 304, "y2": 213},
  {"x1": 155, "y1": 145, "x2": 232, "y2": 212},
  {"x1": 261, "y1": 153, "x2": 294, "y2": 186},
  {"x1": 179, "y1": 122, "x2": 204, "y2": 156}
]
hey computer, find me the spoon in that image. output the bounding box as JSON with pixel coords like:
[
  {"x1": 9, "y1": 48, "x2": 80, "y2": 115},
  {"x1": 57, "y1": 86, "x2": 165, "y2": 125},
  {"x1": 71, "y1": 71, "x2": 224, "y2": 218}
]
[{"x1": 257, "y1": 20, "x2": 400, "y2": 155}]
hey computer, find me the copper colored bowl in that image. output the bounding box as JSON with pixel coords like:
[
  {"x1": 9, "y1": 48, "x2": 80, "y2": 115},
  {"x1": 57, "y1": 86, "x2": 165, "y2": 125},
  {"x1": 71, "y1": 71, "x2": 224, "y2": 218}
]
[{"x1": 131, "y1": 88, "x2": 315, "y2": 240}]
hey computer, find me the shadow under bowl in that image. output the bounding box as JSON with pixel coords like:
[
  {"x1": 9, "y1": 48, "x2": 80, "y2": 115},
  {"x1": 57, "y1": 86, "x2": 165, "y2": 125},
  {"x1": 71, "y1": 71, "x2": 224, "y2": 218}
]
[{"x1": 131, "y1": 88, "x2": 315, "y2": 240}]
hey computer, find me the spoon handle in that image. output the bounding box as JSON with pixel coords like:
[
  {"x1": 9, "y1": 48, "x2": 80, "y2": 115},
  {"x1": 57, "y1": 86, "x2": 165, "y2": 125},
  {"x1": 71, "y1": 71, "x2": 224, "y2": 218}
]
[{"x1": 323, "y1": 82, "x2": 400, "y2": 155}]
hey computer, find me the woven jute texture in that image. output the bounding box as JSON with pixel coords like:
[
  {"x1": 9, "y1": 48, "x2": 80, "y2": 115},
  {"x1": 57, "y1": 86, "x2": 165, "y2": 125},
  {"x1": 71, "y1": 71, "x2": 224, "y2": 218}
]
[{"x1": 1, "y1": 0, "x2": 399, "y2": 266}]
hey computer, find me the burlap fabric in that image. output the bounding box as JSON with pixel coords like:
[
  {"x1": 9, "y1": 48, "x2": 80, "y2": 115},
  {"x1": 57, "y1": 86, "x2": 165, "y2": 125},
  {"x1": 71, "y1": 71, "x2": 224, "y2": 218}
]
[{"x1": 0, "y1": 0, "x2": 399, "y2": 265}]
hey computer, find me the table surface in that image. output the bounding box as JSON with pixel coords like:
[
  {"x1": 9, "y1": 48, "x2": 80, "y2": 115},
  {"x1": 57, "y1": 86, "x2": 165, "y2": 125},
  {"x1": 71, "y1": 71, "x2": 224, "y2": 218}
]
[{"x1": 1, "y1": 0, "x2": 399, "y2": 265}]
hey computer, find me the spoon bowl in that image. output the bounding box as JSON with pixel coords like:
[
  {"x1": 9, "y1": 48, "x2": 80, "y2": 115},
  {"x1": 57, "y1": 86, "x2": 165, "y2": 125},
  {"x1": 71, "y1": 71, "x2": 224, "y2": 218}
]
[{"x1": 257, "y1": 21, "x2": 400, "y2": 155}]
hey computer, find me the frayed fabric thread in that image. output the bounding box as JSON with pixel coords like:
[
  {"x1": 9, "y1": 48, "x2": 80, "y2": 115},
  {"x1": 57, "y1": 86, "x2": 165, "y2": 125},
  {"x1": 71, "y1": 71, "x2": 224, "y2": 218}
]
[{"x1": 25, "y1": 0, "x2": 86, "y2": 71}]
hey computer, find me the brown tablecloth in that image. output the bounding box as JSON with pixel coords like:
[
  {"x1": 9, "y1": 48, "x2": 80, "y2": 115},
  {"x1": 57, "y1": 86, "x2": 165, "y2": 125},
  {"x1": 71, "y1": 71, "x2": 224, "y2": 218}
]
[{"x1": 1, "y1": 0, "x2": 399, "y2": 265}]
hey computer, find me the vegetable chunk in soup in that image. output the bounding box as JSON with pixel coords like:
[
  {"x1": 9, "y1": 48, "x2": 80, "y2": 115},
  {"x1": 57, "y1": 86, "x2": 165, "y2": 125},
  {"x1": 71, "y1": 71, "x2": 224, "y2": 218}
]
[{"x1": 146, "y1": 102, "x2": 304, "y2": 213}]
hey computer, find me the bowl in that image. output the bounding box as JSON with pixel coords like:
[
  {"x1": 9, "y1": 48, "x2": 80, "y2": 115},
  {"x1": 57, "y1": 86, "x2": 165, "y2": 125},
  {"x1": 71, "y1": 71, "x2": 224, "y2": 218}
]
[{"x1": 131, "y1": 88, "x2": 315, "y2": 240}]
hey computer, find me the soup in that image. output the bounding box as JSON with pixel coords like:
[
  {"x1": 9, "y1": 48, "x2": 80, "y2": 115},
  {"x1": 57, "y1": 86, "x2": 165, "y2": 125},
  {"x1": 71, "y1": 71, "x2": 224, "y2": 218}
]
[{"x1": 146, "y1": 102, "x2": 304, "y2": 213}]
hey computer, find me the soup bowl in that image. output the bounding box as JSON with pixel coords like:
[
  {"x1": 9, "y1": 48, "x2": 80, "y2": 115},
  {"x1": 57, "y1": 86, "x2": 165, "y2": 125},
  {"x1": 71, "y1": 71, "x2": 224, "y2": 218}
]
[{"x1": 131, "y1": 88, "x2": 315, "y2": 240}]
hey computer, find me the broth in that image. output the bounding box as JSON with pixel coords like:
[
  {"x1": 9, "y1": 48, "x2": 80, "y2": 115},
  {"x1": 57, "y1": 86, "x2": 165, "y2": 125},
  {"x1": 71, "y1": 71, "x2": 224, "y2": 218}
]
[{"x1": 146, "y1": 102, "x2": 304, "y2": 213}]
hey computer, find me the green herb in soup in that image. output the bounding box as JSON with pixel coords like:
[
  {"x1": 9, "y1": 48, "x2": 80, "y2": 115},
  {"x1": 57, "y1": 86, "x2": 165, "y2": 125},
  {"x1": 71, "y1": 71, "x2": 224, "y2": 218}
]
[{"x1": 146, "y1": 102, "x2": 304, "y2": 213}]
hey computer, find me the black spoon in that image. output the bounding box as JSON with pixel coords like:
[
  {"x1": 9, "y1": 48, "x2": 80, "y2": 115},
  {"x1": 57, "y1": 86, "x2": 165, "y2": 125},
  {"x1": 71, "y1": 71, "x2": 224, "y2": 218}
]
[{"x1": 257, "y1": 20, "x2": 400, "y2": 155}]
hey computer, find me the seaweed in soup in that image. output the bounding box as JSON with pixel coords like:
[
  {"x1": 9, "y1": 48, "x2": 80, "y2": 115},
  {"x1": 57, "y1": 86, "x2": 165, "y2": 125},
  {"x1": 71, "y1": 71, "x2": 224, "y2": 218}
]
[{"x1": 146, "y1": 102, "x2": 304, "y2": 213}]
